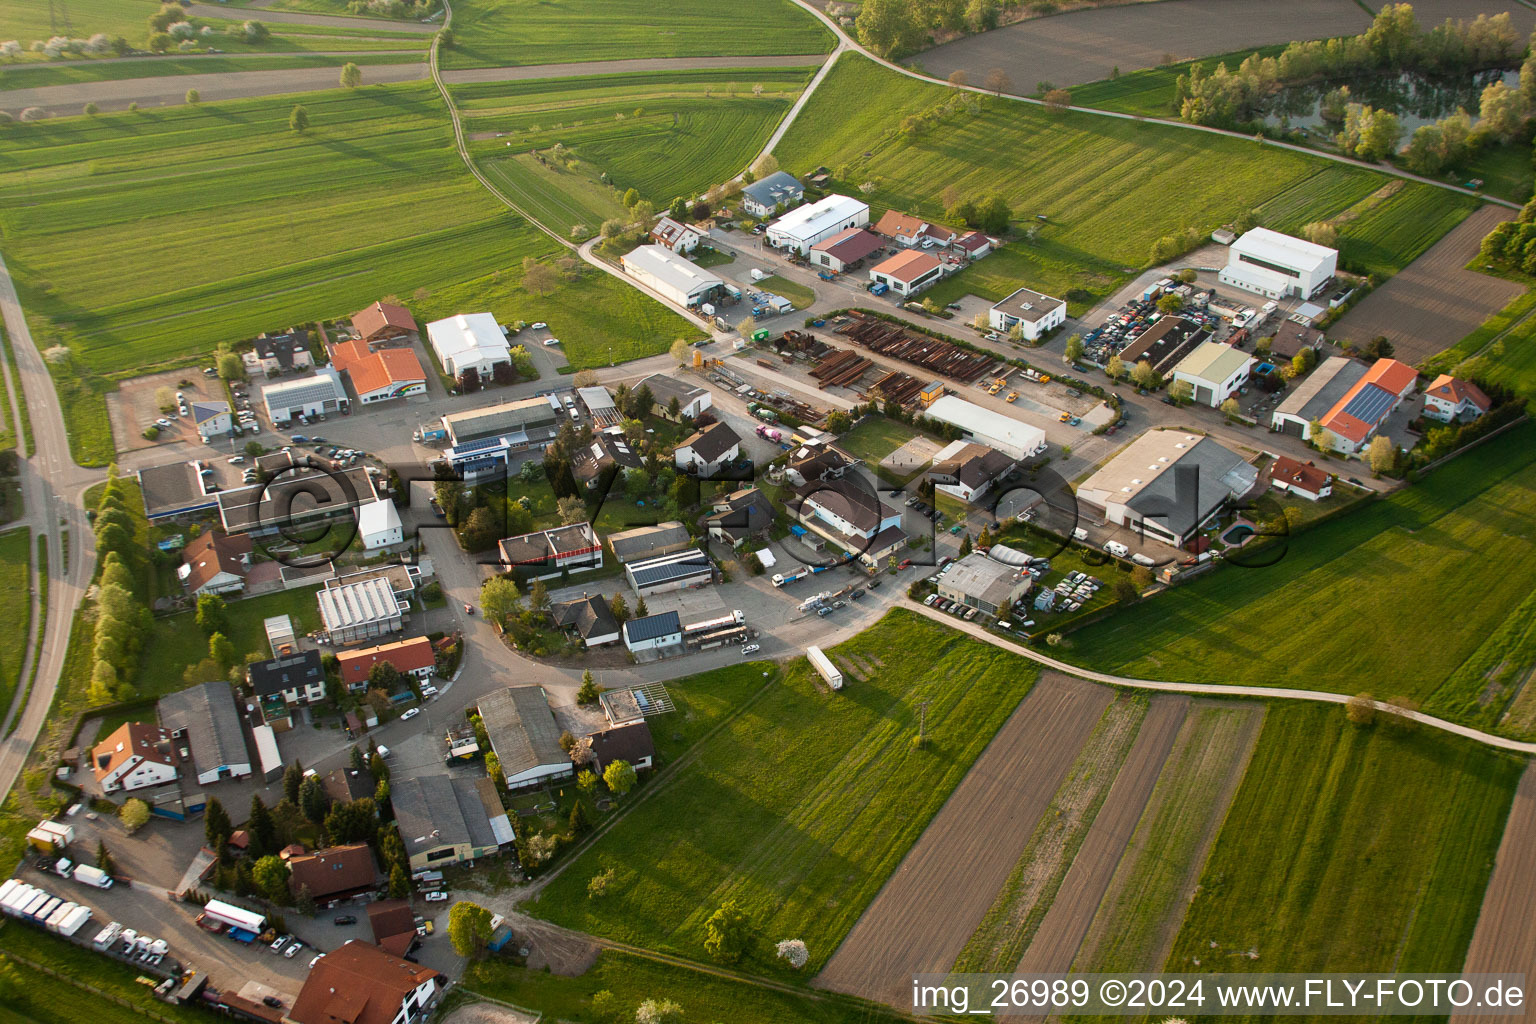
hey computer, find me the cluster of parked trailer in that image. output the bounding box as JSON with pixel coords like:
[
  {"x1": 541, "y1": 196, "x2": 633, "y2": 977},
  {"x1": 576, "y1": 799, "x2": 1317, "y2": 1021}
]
[{"x1": 0, "y1": 877, "x2": 95, "y2": 938}]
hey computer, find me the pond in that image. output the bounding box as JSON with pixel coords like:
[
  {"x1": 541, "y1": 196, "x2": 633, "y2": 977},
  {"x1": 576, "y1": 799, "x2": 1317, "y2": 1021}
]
[{"x1": 1259, "y1": 67, "x2": 1519, "y2": 135}]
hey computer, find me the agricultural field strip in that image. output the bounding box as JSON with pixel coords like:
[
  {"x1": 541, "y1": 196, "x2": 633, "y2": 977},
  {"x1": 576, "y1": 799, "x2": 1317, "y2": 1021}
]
[
  {"x1": 1073, "y1": 704, "x2": 1268, "y2": 974},
  {"x1": 1012, "y1": 694, "x2": 1189, "y2": 974},
  {"x1": 1451, "y1": 764, "x2": 1536, "y2": 1024},
  {"x1": 814, "y1": 674, "x2": 1113, "y2": 1008},
  {"x1": 952, "y1": 691, "x2": 1151, "y2": 975},
  {"x1": 900, "y1": 596, "x2": 1536, "y2": 756}
]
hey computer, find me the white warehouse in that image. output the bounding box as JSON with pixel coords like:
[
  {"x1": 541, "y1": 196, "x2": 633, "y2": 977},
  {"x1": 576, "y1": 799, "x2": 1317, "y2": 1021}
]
[
  {"x1": 925, "y1": 395, "x2": 1047, "y2": 461},
  {"x1": 1218, "y1": 227, "x2": 1337, "y2": 300},
  {"x1": 621, "y1": 244, "x2": 723, "y2": 308},
  {"x1": 766, "y1": 195, "x2": 869, "y2": 255},
  {"x1": 426, "y1": 312, "x2": 512, "y2": 380}
]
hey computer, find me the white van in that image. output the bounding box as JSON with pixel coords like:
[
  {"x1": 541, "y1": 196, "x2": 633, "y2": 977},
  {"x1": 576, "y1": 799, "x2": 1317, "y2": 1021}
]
[
  {"x1": 1072, "y1": 527, "x2": 1089, "y2": 542},
  {"x1": 420, "y1": 685, "x2": 439, "y2": 698},
  {"x1": 1104, "y1": 541, "x2": 1129, "y2": 558},
  {"x1": 376, "y1": 745, "x2": 391, "y2": 759}
]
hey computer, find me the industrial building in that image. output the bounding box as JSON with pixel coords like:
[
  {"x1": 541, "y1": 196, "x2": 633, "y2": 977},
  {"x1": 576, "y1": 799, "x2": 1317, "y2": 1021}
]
[
  {"x1": 1076, "y1": 431, "x2": 1258, "y2": 547},
  {"x1": 1219, "y1": 227, "x2": 1338, "y2": 299},
  {"x1": 440, "y1": 397, "x2": 563, "y2": 480},
  {"x1": 1271, "y1": 356, "x2": 1365, "y2": 440},
  {"x1": 158, "y1": 681, "x2": 252, "y2": 786},
  {"x1": 262, "y1": 368, "x2": 349, "y2": 426},
  {"x1": 808, "y1": 227, "x2": 886, "y2": 273},
  {"x1": 317, "y1": 574, "x2": 407, "y2": 644},
  {"x1": 625, "y1": 548, "x2": 714, "y2": 596},
  {"x1": 740, "y1": 170, "x2": 804, "y2": 218},
  {"x1": 216, "y1": 463, "x2": 379, "y2": 535},
  {"x1": 391, "y1": 774, "x2": 510, "y2": 871},
  {"x1": 987, "y1": 286, "x2": 1067, "y2": 341},
  {"x1": 868, "y1": 250, "x2": 944, "y2": 296},
  {"x1": 937, "y1": 552, "x2": 1033, "y2": 616},
  {"x1": 1271, "y1": 357, "x2": 1416, "y2": 454},
  {"x1": 636, "y1": 374, "x2": 711, "y2": 421},
  {"x1": 477, "y1": 686, "x2": 572, "y2": 790},
  {"x1": 620, "y1": 244, "x2": 723, "y2": 308},
  {"x1": 329, "y1": 338, "x2": 428, "y2": 404},
  {"x1": 767, "y1": 194, "x2": 870, "y2": 255},
  {"x1": 1170, "y1": 342, "x2": 1255, "y2": 407},
  {"x1": 497, "y1": 522, "x2": 602, "y2": 574},
  {"x1": 1117, "y1": 316, "x2": 1212, "y2": 376},
  {"x1": 928, "y1": 440, "x2": 1017, "y2": 504},
  {"x1": 925, "y1": 395, "x2": 1047, "y2": 460},
  {"x1": 607, "y1": 522, "x2": 692, "y2": 563},
  {"x1": 425, "y1": 312, "x2": 512, "y2": 380}
]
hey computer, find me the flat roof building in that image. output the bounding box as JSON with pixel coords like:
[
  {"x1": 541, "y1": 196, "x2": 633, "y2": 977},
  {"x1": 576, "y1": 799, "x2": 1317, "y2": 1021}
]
[
  {"x1": 425, "y1": 312, "x2": 511, "y2": 380},
  {"x1": 318, "y1": 575, "x2": 406, "y2": 645},
  {"x1": 936, "y1": 552, "x2": 1033, "y2": 617},
  {"x1": 620, "y1": 244, "x2": 723, "y2": 308},
  {"x1": 1220, "y1": 227, "x2": 1337, "y2": 299},
  {"x1": 767, "y1": 195, "x2": 870, "y2": 255},
  {"x1": 987, "y1": 286, "x2": 1067, "y2": 341},
  {"x1": 926, "y1": 395, "x2": 1047, "y2": 461},
  {"x1": 497, "y1": 522, "x2": 602, "y2": 574},
  {"x1": 1076, "y1": 430, "x2": 1258, "y2": 547},
  {"x1": 442, "y1": 396, "x2": 559, "y2": 446},
  {"x1": 607, "y1": 521, "x2": 692, "y2": 563}
]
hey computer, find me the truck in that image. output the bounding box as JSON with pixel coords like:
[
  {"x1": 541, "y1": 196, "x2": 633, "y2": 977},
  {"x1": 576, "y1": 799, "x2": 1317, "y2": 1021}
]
[
  {"x1": 755, "y1": 424, "x2": 782, "y2": 442},
  {"x1": 772, "y1": 568, "x2": 809, "y2": 587},
  {"x1": 683, "y1": 610, "x2": 745, "y2": 635},
  {"x1": 92, "y1": 922, "x2": 123, "y2": 951},
  {"x1": 27, "y1": 820, "x2": 73, "y2": 852},
  {"x1": 807, "y1": 646, "x2": 844, "y2": 690},
  {"x1": 818, "y1": 271, "x2": 835, "y2": 281},
  {"x1": 73, "y1": 864, "x2": 114, "y2": 889},
  {"x1": 750, "y1": 268, "x2": 768, "y2": 282},
  {"x1": 755, "y1": 407, "x2": 778, "y2": 422},
  {"x1": 413, "y1": 425, "x2": 447, "y2": 444},
  {"x1": 868, "y1": 282, "x2": 889, "y2": 296}
]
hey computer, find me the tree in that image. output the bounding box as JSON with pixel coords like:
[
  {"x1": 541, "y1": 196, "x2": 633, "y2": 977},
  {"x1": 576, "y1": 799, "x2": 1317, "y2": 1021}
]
[
  {"x1": 243, "y1": 19, "x2": 269, "y2": 41},
  {"x1": 368, "y1": 660, "x2": 404, "y2": 695},
  {"x1": 185, "y1": 88, "x2": 200, "y2": 105},
  {"x1": 1346, "y1": 692, "x2": 1377, "y2": 726},
  {"x1": 388, "y1": 863, "x2": 411, "y2": 899},
  {"x1": 1156, "y1": 294, "x2": 1184, "y2": 313},
  {"x1": 324, "y1": 799, "x2": 379, "y2": 846},
  {"x1": 854, "y1": 0, "x2": 925, "y2": 57},
  {"x1": 1382, "y1": 695, "x2": 1420, "y2": 734},
  {"x1": 196, "y1": 593, "x2": 228, "y2": 635},
  {"x1": 120, "y1": 799, "x2": 150, "y2": 833},
  {"x1": 557, "y1": 495, "x2": 588, "y2": 525},
  {"x1": 283, "y1": 762, "x2": 305, "y2": 805},
  {"x1": 984, "y1": 67, "x2": 1013, "y2": 96},
  {"x1": 209, "y1": 632, "x2": 237, "y2": 672},
  {"x1": 252, "y1": 855, "x2": 291, "y2": 903},
  {"x1": 523, "y1": 261, "x2": 557, "y2": 297},
  {"x1": 1130, "y1": 360, "x2": 1160, "y2": 389},
  {"x1": 609, "y1": 594, "x2": 630, "y2": 622},
  {"x1": 480, "y1": 575, "x2": 522, "y2": 627},
  {"x1": 459, "y1": 506, "x2": 501, "y2": 552},
  {"x1": 1042, "y1": 88, "x2": 1072, "y2": 112},
  {"x1": 1303, "y1": 221, "x2": 1339, "y2": 247},
  {"x1": 1219, "y1": 397, "x2": 1241, "y2": 420},
  {"x1": 147, "y1": 32, "x2": 173, "y2": 52},
  {"x1": 577, "y1": 769, "x2": 599, "y2": 795},
  {"x1": 204, "y1": 798, "x2": 233, "y2": 848},
  {"x1": 1105, "y1": 354, "x2": 1126, "y2": 380},
  {"x1": 289, "y1": 104, "x2": 309, "y2": 132},
  {"x1": 669, "y1": 338, "x2": 692, "y2": 366},
  {"x1": 751, "y1": 153, "x2": 779, "y2": 178},
  {"x1": 247, "y1": 795, "x2": 277, "y2": 858},
  {"x1": 636, "y1": 1000, "x2": 685, "y2": 1024},
  {"x1": 622, "y1": 187, "x2": 640, "y2": 209},
  {"x1": 1367, "y1": 434, "x2": 1396, "y2": 474},
  {"x1": 577, "y1": 670, "x2": 599, "y2": 705},
  {"x1": 218, "y1": 351, "x2": 244, "y2": 380},
  {"x1": 1169, "y1": 379, "x2": 1193, "y2": 404},
  {"x1": 1063, "y1": 334, "x2": 1085, "y2": 362},
  {"x1": 299, "y1": 775, "x2": 329, "y2": 824},
  {"x1": 958, "y1": 533, "x2": 973, "y2": 557},
  {"x1": 777, "y1": 938, "x2": 810, "y2": 968},
  {"x1": 703, "y1": 899, "x2": 754, "y2": 962},
  {"x1": 448, "y1": 901, "x2": 495, "y2": 957},
  {"x1": 603, "y1": 759, "x2": 637, "y2": 798},
  {"x1": 339, "y1": 61, "x2": 362, "y2": 88},
  {"x1": 634, "y1": 597, "x2": 649, "y2": 617}
]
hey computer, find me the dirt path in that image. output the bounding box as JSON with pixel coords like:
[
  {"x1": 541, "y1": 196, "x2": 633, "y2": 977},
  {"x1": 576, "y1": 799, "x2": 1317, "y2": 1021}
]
[
  {"x1": 186, "y1": 2, "x2": 438, "y2": 31},
  {"x1": 1451, "y1": 762, "x2": 1536, "y2": 1024},
  {"x1": 440, "y1": 53, "x2": 829, "y2": 84},
  {"x1": 1012, "y1": 694, "x2": 1188, "y2": 975},
  {"x1": 814, "y1": 673, "x2": 1113, "y2": 1009}
]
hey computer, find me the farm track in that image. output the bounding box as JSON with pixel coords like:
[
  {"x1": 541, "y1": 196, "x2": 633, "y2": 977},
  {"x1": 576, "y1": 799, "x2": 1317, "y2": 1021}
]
[
  {"x1": 440, "y1": 54, "x2": 828, "y2": 84},
  {"x1": 1333, "y1": 205, "x2": 1527, "y2": 363},
  {"x1": 814, "y1": 674, "x2": 1113, "y2": 1008},
  {"x1": 1452, "y1": 762, "x2": 1536, "y2": 1024},
  {"x1": 1011, "y1": 695, "x2": 1188, "y2": 977}
]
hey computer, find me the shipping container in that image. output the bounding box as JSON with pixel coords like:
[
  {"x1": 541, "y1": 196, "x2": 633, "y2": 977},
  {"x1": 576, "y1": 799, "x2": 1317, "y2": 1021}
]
[{"x1": 806, "y1": 645, "x2": 843, "y2": 690}]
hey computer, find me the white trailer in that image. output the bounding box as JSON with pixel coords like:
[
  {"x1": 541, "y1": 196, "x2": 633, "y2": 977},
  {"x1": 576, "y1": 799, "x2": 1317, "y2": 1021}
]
[
  {"x1": 45, "y1": 901, "x2": 78, "y2": 932},
  {"x1": 56, "y1": 905, "x2": 92, "y2": 938},
  {"x1": 201, "y1": 898, "x2": 266, "y2": 934},
  {"x1": 0, "y1": 879, "x2": 19, "y2": 905},
  {"x1": 73, "y1": 864, "x2": 113, "y2": 889},
  {"x1": 36, "y1": 821, "x2": 74, "y2": 848},
  {"x1": 3, "y1": 884, "x2": 36, "y2": 916},
  {"x1": 93, "y1": 921, "x2": 124, "y2": 950},
  {"x1": 29, "y1": 896, "x2": 61, "y2": 923},
  {"x1": 806, "y1": 645, "x2": 843, "y2": 690},
  {"x1": 682, "y1": 610, "x2": 745, "y2": 635}
]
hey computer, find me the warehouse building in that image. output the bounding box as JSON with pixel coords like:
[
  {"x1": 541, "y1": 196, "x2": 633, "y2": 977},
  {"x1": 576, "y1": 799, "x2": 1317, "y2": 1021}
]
[
  {"x1": 318, "y1": 575, "x2": 407, "y2": 644},
  {"x1": 443, "y1": 395, "x2": 560, "y2": 445},
  {"x1": 391, "y1": 775, "x2": 508, "y2": 871},
  {"x1": 1076, "y1": 431, "x2": 1258, "y2": 547},
  {"x1": 926, "y1": 395, "x2": 1047, "y2": 460},
  {"x1": 607, "y1": 522, "x2": 692, "y2": 563},
  {"x1": 1117, "y1": 316, "x2": 1211, "y2": 376},
  {"x1": 1310, "y1": 357, "x2": 1418, "y2": 455},
  {"x1": 937, "y1": 552, "x2": 1033, "y2": 617},
  {"x1": 987, "y1": 287, "x2": 1067, "y2": 342},
  {"x1": 1271, "y1": 356, "x2": 1365, "y2": 440},
  {"x1": 620, "y1": 244, "x2": 723, "y2": 308},
  {"x1": 262, "y1": 368, "x2": 349, "y2": 426},
  {"x1": 636, "y1": 374, "x2": 711, "y2": 421},
  {"x1": 809, "y1": 227, "x2": 885, "y2": 273},
  {"x1": 158, "y1": 682, "x2": 252, "y2": 786},
  {"x1": 625, "y1": 549, "x2": 714, "y2": 596},
  {"x1": 329, "y1": 338, "x2": 428, "y2": 404},
  {"x1": 1170, "y1": 342, "x2": 1255, "y2": 407},
  {"x1": 477, "y1": 686, "x2": 571, "y2": 790},
  {"x1": 767, "y1": 195, "x2": 869, "y2": 255},
  {"x1": 425, "y1": 312, "x2": 512, "y2": 380},
  {"x1": 868, "y1": 250, "x2": 944, "y2": 296},
  {"x1": 497, "y1": 522, "x2": 603, "y2": 575},
  {"x1": 1219, "y1": 227, "x2": 1337, "y2": 299}
]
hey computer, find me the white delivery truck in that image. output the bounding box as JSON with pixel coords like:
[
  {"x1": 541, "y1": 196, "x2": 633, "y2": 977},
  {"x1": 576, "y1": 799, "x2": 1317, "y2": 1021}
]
[
  {"x1": 806, "y1": 645, "x2": 844, "y2": 691},
  {"x1": 73, "y1": 864, "x2": 114, "y2": 889}
]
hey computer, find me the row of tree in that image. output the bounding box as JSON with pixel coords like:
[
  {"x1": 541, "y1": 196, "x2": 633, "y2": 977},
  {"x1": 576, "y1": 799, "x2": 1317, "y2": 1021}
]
[
  {"x1": 854, "y1": 0, "x2": 1000, "y2": 59},
  {"x1": 88, "y1": 472, "x2": 153, "y2": 705}
]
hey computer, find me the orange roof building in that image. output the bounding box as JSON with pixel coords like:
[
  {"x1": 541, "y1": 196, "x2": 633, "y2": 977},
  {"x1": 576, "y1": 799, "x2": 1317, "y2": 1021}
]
[
  {"x1": 335, "y1": 636, "x2": 437, "y2": 693},
  {"x1": 329, "y1": 339, "x2": 428, "y2": 404},
  {"x1": 289, "y1": 941, "x2": 440, "y2": 1024},
  {"x1": 178, "y1": 530, "x2": 253, "y2": 596},
  {"x1": 351, "y1": 301, "x2": 417, "y2": 344},
  {"x1": 1317, "y1": 358, "x2": 1417, "y2": 452},
  {"x1": 91, "y1": 722, "x2": 179, "y2": 794},
  {"x1": 1423, "y1": 373, "x2": 1491, "y2": 423},
  {"x1": 1267, "y1": 455, "x2": 1332, "y2": 501},
  {"x1": 286, "y1": 843, "x2": 378, "y2": 902},
  {"x1": 868, "y1": 249, "x2": 945, "y2": 296}
]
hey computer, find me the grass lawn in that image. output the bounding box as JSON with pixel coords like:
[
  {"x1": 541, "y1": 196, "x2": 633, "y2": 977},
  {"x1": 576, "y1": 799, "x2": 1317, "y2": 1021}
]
[
  {"x1": 833, "y1": 417, "x2": 916, "y2": 464},
  {"x1": 458, "y1": 69, "x2": 810, "y2": 211},
  {"x1": 481, "y1": 154, "x2": 628, "y2": 240},
  {"x1": 0, "y1": 327, "x2": 32, "y2": 457},
  {"x1": 1167, "y1": 703, "x2": 1521, "y2": 975},
  {"x1": 1428, "y1": 289, "x2": 1536, "y2": 399},
  {"x1": 1064, "y1": 420, "x2": 1536, "y2": 735},
  {"x1": 462, "y1": 949, "x2": 898, "y2": 1024},
  {"x1": 440, "y1": 0, "x2": 831, "y2": 69},
  {"x1": 755, "y1": 274, "x2": 814, "y2": 309},
  {"x1": 1066, "y1": 45, "x2": 1289, "y2": 117},
  {"x1": 138, "y1": 586, "x2": 324, "y2": 698},
  {"x1": 526, "y1": 610, "x2": 1040, "y2": 975},
  {"x1": 780, "y1": 55, "x2": 1471, "y2": 304},
  {"x1": 0, "y1": 83, "x2": 554, "y2": 464},
  {"x1": 0, "y1": 53, "x2": 425, "y2": 91},
  {"x1": 0, "y1": 921, "x2": 208, "y2": 1024},
  {"x1": 0, "y1": 530, "x2": 33, "y2": 718}
]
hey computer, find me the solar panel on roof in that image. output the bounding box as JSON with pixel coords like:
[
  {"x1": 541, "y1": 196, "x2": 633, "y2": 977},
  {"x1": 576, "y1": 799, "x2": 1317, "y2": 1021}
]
[{"x1": 1340, "y1": 383, "x2": 1396, "y2": 426}]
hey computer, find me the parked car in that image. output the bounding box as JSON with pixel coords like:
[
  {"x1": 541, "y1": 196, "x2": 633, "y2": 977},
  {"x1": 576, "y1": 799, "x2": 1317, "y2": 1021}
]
[
  {"x1": 425, "y1": 892, "x2": 448, "y2": 902},
  {"x1": 866, "y1": 579, "x2": 880, "y2": 589},
  {"x1": 924, "y1": 594, "x2": 937, "y2": 606},
  {"x1": 155, "y1": 418, "x2": 173, "y2": 428},
  {"x1": 270, "y1": 935, "x2": 289, "y2": 952},
  {"x1": 263, "y1": 996, "x2": 284, "y2": 1009},
  {"x1": 530, "y1": 322, "x2": 548, "y2": 330},
  {"x1": 741, "y1": 644, "x2": 761, "y2": 656},
  {"x1": 401, "y1": 708, "x2": 420, "y2": 721},
  {"x1": 284, "y1": 941, "x2": 303, "y2": 958},
  {"x1": 333, "y1": 915, "x2": 357, "y2": 926},
  {"x1": 543, "y1": 338, "x2": 561, "y2": 346}
]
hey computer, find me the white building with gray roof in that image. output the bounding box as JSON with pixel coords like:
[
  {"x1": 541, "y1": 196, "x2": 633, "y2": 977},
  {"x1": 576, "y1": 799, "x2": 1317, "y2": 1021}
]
[
  {"x1": 158, "y1": 681, "x2": 252, "y2": 785},
  {"x1": 477, "y1": 686, "x2": 572, "y2": 790}
]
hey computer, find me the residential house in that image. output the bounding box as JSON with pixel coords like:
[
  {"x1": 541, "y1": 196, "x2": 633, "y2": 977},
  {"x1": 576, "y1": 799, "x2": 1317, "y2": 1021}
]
[
  {"x1": 873, "y1": 211, "x2": 957, "y2": 249},
  {"x1": 589, "y1": 722, "x2": 656, "y2": 774},
  {"x1": 936, "y1": 552, "x2": 1033, "y2": 617},
  {"x1": 649, "y1": 216, "x2": 703, "y2": 254},
  {"x1": 953, "y1": 230, "x2": 992, "y2": 259},
  {"x1": 808, "y1": 227, "x2": 885, "y2": 273},
  {"x1": 248, "y1": 650, "x2": 327, "y2": 710},
  {"x1": 784, "y1": 443, "x2": 856, "y2": 487},
  {"x1": 1267, "y1": 455, "x2": 1332, "y2": 501},
  {"x1": 705, "y1": 486, "x2": 775, "y2": 544},
  {"x1": 740, "y1": 171, "x2": 804, "y2": 218},
  {"x1": 622, "y1": 610, "x2": 684, "y2": 653},
  {"x1": 425, "y1": 312, "x2": 512, "y2": 381},
  {"x1": 366, "y1": 900, "x2": 418, "y2": 958},
  {"x1": 1170, "y1": 342, "x2": 1255, "y2": 408},
  {"x1": 928, "y1": 441, "x2": 1017, "y2": 504},
  {"x1": 351, "y1": 300, "x2": 417, "y2": 345},
  {"x1": 91, "y1": 722, "x2": 178, "y2": 794},
  {"x1": 244, "y1": 331, "x2": 314, "y2": 377},
  {"x1": 288, "y1": 940, "x2": 440, "y2": 1024},
  {"x1": 868, "y1": 250, "x2": 945, "y2": 296},
  {"x1": 674, "y1": 421, "x2": 742, "y2": 478},
  {"x1": 549, "y1": 595, "x2": 622, "y2": 648},
  {"x1": 477, "y1": 686, "x2": 572, "y2": 790},
  {"x1": 177, "y1": 530, "x2": 253, "y2": 597},
  {"x1": 356, "y1": 498, "x2": 403, "y2": 550},
  {"x1": 336, "y1": 636, "x2": 437, "y2": 694},
  {"x1": 192, "y1": 401, "x2": 232, "y2": 439},
  {"x1": 789, "y1": 477, "x2": 905, "y2": 565},
  {"x1": 1076, "y1": 431, "x2": 1258, "y2": 547},
  {"x1": 285, "y1": 843, "x2": 377, "y2": 904},
  {"x1": 497, "y1": 523, "x2": 602, "y2": 574},
  {"x1": 158, "y1": 681, "x2": 252, "y2": 785},
  {"x1": 987, "y1": 286, "x2": 1066, "y2": 342},
  {"x1": 571, "y1": 433, "x2": 642, "y2": 491},
  {"x1": 1423, "y1": 374, "x2": 1491, "y2": 423}
]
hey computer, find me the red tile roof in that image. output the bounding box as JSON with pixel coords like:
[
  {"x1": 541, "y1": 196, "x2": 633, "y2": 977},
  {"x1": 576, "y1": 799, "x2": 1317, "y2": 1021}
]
[
  {"x1": 287, "y1": 843, "x2": 378, "y2": 900},
  {"x1": 811, "y1": 227, "x2": 885, "y2": 265},
  {"x1": 955, "y1": 230, "x2": 990, "y2": 252},
  {"x1": 181, "y1": 531, "x2": 253, "y2": 593},
  {"x1": 873, "y1": 211, "x2": 956, "y2": 244},
  {"x1": 335, "y1": 636, "x2": 436, "y2": 689},
  {"x1": 871, "y1": 249, "x2": 942, "y2": 284},
  {"x1": 1321, "y1": 358, "x2": 1418, "y2": 443},
  {"x1": 1425, "y1": 374, "x2": 1491, "y2": 412},
  {"x1": 330, "y1": 339, "x2": 427, "y2": 398},
  {"x1": 92, "y1": 722, "x2": 175, "y2": 783},
  {"x1": 350, "y1": 301, "x2": 416, "y2": 343},
  {"x1": 1267, "y1": 455, "x2": 1330, "y2": 496},
  {"x1": 290, "y1": 941, "x2": 439, "y2": 1024},
  {"x1": 367, "y1": 901, "x2": 417, "y2": 957}
]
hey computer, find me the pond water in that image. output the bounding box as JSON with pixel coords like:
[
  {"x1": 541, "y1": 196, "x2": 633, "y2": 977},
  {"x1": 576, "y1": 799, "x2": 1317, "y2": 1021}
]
[{"x1": 1259, "y1": 67, "x2": 1519, "y2": 134}]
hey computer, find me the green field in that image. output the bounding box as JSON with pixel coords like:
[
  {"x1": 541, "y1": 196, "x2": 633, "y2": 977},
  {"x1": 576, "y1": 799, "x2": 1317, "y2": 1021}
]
[
  {"x1": 0, "y1": 53, "x2": 425, "y2": 91},
  {"x1": 0, "y1": 530, "x2": 33, "y2": 717},
  {"x1": 756, "y1": 274, "x2": 814, "y2": 309},
  {"x1": 1169, "y1": 703, "x2": 1520, "y2": 975},
  {"x1": 780, "y1": 55, "x2": 1473, "y2": 307},
  {"x1": 1426, "y1": 289, "x2": 1536, "y2": 399},
  {"x1": 138, "y1": 586, "x2": 325, "y2": 698},
  {"x1": 1066, "y1": 45, "x2": 1288, "y2": 117},
  {"x1": 832, "y1": 416, "x2": 917, "y2": 463},
  {"x1": 527, "y1": 610, "x2": 1039, "y2": 973},
  {"x1": 0, "y1": 923, "x2": 208, "y2": 1024},
  {"x1": 440, "y1": 0, "x2": 831, "y2": 69},
  {"x1": 457, "y1": 69, "x2": 811, "y2": 214},
  {"x1": 1067, "y1": 421, "x2": 1536, "y2": 735}
]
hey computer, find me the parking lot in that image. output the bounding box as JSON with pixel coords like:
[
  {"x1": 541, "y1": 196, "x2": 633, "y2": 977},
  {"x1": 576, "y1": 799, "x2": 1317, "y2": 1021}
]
[{"x1": 107, "y1": 368, "x2": 232, "y2": 455}]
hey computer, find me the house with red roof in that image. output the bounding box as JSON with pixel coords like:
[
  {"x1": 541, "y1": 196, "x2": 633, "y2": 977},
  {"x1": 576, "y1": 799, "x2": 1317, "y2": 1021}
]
[
  {"x1": 953, "y1": 230, "x2": 992, "y2": 258},
  {"x1": 649, "y1": 216, "x2": 703, "y2": 254},
  {"x1": 809, "y1": 227, "x2": 885, "y2": 273},
  {"x1": 1316, "y1": 358, "x2": 1418, "y2": 455},
  {"x1": 288, "y1": 940, "x2": 440, "y2": 1024},
  {"x1": 91, "y1": 722, "x2": 179, "y2": 794},
  {"x1": 1267, "y1": 455, "x2": 1332, "y2": 501},
  {"x1": 350, "y1": 301, "x2": 417, "y2": 345},
  {"x1": 335, "y1": 636, "x2": 436, "y2": 694},
  {"x1": 1422, "y1": 374, "x2": 1491, "y2": 423},
  {"x1": 329, "y1": 338, "x2": 427, "y2": 405}
]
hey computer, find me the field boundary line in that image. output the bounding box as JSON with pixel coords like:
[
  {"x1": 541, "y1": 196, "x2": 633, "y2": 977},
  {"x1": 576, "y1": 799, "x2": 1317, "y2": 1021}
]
[
  {"x1": 773, "y1": 0, "x2": 1518, "y2": 211},
  {"x1": 0, "y1": 942, "x2": 184, "y2": 1024},
  {"x1": 451, "y1": 987, "x2": 543, "y2": 1022},
  {"x1": 898, "y1": 599, "x2": 1536, "y2": 755}
]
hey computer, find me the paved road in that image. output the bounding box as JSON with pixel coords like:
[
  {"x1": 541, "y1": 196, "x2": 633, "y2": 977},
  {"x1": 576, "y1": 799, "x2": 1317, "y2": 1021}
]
[
  {"x1": 187, "y1": 2, "x2": 438, "y2": 32},
  {"x1": 0, "y1": 251, "x2": 101, "y2": 801},
  {"x1": 441, "y1": 53, "x2": 829, "y2": 84},
  {"x1": 1, "y1": 62, "x2": 428, "y2": 115}
]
